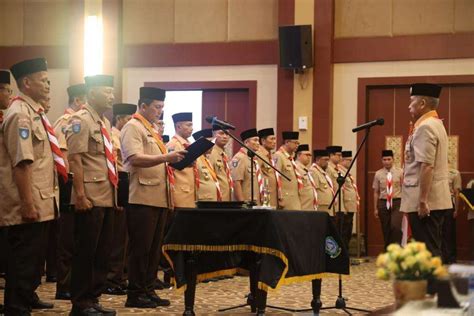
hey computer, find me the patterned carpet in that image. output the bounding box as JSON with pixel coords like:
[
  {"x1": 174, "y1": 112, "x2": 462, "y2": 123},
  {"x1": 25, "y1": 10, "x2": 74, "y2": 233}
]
[{"x1": 0, "y1": 259, "x2": 395, "y2": 315}]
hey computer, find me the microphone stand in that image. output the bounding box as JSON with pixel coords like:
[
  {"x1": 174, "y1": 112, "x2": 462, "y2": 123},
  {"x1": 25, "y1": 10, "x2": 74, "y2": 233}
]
[
  {"x1": 312, "y1": 127, "x2": 372, "y2": 315},
  {"x1": 216, "y1": 126, "x2": 290, "y2": 315}
]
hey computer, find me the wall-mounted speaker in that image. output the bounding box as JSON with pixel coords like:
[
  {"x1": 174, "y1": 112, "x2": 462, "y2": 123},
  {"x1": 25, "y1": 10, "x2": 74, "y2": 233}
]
[{"x1": 279, "y1": 25, "x2": 313, "y2": 71}]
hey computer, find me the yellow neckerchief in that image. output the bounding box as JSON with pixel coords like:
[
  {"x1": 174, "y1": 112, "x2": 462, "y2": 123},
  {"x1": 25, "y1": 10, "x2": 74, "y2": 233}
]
[
  {"x1": 132, "y1": 113, "x2": 168, "y2": 154},
  {"x1": 200, "y1": 155, "x2": 219, "y2": 184}
]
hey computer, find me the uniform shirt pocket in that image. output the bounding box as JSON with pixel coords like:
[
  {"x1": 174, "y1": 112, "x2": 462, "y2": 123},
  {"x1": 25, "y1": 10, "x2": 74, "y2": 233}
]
[
  {"x1": 32, "y1": 124, "x2": 47, "y2": 159},
  {"x1": 84, "y1": 170, "x2": 108, "y2": 183},
  {"x1": 89, "y1": 132, "x2": 104, "y2": 154},
  {"x1": 404, "y1": 177, "x2": 419, "y2": 187}
]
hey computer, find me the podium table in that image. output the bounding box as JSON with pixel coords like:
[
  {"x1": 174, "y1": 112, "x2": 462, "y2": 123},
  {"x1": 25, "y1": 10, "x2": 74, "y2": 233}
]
[{"x1": 162, "y1": 209, "x2": 350, "y2": 314}]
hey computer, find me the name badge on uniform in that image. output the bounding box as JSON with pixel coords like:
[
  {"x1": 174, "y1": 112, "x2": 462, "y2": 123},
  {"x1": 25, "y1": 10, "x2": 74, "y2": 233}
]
[{"x1": 72, "y1": 120, "x2": 81, "y2": 134}]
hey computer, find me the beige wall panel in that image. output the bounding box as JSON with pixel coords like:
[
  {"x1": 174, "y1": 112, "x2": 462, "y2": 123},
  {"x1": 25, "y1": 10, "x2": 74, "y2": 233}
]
[
  {"x1": 454, "y1": 0, "x2": 474, "y2": 32},
  {"x1": 228, "y1": 0, "x2": 277, "y2": 41},
  {"x1": 393, "y1": 0, "x2": 454, "y2": 35},
  {"x1": 0, "y1": 0, "x2": 24, "y2": 46},
  {"x1": 174, "y1": 0, "x2": 228, "y2": 43},
  {"x1": 123, "y1": 0, "x2": 175, "y2": 44},
  {"x1": 335, "y1": 0, "x2": 392, "y2": 38},
  {"x1": 23, "y1": 0, "x2": 69, "y2": 46}
]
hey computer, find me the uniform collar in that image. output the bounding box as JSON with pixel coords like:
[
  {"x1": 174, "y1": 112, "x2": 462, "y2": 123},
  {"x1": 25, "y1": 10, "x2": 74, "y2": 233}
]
[
  {"x1": 18, "y1": 92, "x2": 42, "y2": 112},
  {"x1": 83, "y1": 103, "x2": 103, "y2": 124},
  {"x1": 173, "y1": 134, "x2": 189, "y2": 145},
  {"x1": 414, "y1": 110, "x2": 439, "y2": 128}
]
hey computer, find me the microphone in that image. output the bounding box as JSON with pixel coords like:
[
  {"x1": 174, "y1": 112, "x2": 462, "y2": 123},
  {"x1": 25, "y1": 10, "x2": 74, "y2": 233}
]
[
  {"x1": 205, "y1": 116, "x2": 236, "y2": 130},
  {"x1": 352, "y1": 118, "x2": 384, "y2": 133}
]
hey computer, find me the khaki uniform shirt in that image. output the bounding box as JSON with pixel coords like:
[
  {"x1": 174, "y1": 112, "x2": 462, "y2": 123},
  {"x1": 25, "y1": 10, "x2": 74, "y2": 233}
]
[
  {"x1": 310, "y1": 164, "x2": 335, "y2": 214},
  {"x1": 197, "y1": 155, "x2": 218, "y2": 201},
  {"x1": 53, "y1": 108, "x2": 74, "y2": 151},
  {"x1": 273, "y1": 147, "x2": 301, "y2": 210},
  {"x1": 66, "y1": 104, "x2": 115, "y2": 207},
  {"x1": 167, "y1": 135, "x2": 196, "y2": 208},
  {"x1": 400, "y1": 113, "x2": 451, "y2": 213},
  {"x1": 339, "y1": 165, "x2": 358, "y2": 213},
  {"x1": 373, "y1": 167, "x2": 403, "y2": 199},
  {"x1": 0, "y1": 93, "x2": 58, "y2": 226},
  {"x1": 296, "y1": 161, "x2": 316, "y2": 211},
  {"x1": 209, "y1": 145, "x2": 232, "y2": 201},
  {"x1": 448, "y1": 168, "x2": 462, "y2": 197},
  {"x1": 230, "y1": 149, "x2": 260, "y2": 204},
  {"x1": 120, "y1": 118, "x2": 169, "y2": 208},
  {"x1": 257, "y1": 147, "x2": 279, "y2": 208},
  {"x1": 111, "y1": 126, "x2": 123, "y2": 172}
]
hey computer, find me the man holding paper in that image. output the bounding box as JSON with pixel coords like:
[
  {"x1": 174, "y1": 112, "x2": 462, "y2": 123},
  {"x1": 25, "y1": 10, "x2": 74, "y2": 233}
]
[{"x1": 120, "y1": 87, "x2": 185, "y2": 309}]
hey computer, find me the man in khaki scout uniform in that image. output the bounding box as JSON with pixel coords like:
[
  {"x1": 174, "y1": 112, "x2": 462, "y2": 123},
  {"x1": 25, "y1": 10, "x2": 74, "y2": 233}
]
[
  {"x1": 67, "y1": 74, "x2": 118, "y2": 316},
  {"x1": 209, "y1": 126, "x2": 233, "y2": 201},
  {"x1": 400, "y1": 83, "x2": 451, "y2": 257},
  {"x1": 442, "y1": 167, "x2": 462, "y2": 263},
  {"x1": 257, "y1": 128, "x2": 279, "y2": 208},
  {"x1": 193, "y1": 129, "x2": 220, "y2": 201},
  {"x1": 295, "y1": 144, "x2": 317, "y2": 211},
  {"x1": 231, "y1": 128, "x2": 261, "y2": 204},
  {"x1": 274, "y1": 131, "x2": 302, "y2": 210},
  {"x1": 1, "y1": 58, "x2": 57, "y2": 314},
  {"x1": 310, "y1": 150, "x2": 335, "y2": 214},
  {"x1": 105, "y1": 103, "x2": 136, "y2": 296},
  {"x1": 339, "y1": 151, "x2": 359, "y2": 249},
  {"x1": 121, "y1": 87, "x2": 185, "y2": 308},
  {"x1": 0, "y1": 70, "x2": 11, "y2": 295},
  {"x1": 53, "y1": 83, "x2": 87, "y2": 301},
  {"x1": 167, "y1": 112, "x2": 196, "y2": 208},
  {"x1": 373, "y1": 150, "x2": 403, "y2": 248}
]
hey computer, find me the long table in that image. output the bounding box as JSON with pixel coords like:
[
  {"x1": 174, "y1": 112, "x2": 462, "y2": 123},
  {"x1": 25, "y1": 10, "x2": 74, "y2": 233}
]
[{"x1": 162, "y1": 209, "x2": 350, "y2": 314}]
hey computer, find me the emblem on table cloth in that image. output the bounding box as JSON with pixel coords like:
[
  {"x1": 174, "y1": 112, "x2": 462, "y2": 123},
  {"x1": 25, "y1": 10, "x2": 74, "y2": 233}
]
[
  {"x1": 325, "y1": 236, "x2": 341, "y2": 259},
  {"x1": 385, "y1": 136, "x2": 402, "y2": 168},
  {"x1": 448, "y1": 135, "x2": 458, "y2": 170}
]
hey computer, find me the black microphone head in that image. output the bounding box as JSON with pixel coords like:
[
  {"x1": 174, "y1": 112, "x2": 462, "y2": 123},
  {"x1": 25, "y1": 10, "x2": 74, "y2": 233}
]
[
  {"x1": 377, "y1": 118, "x2": 385, "y2": 126},
  {"x1": 205, "y1": 116, "x2": 215, "y2": 124}
]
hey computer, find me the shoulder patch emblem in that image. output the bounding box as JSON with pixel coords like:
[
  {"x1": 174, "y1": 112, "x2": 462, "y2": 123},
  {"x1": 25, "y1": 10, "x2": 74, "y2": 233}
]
[
  {"x1": 232, "y1": 160, "x2": 239, "y2": 168},
  {"x1": 19, "y1": 127, "x2": 30, "y2": 140},
  {"x1": 72, "y1": 120, "x2": 81, "y2": 134}
]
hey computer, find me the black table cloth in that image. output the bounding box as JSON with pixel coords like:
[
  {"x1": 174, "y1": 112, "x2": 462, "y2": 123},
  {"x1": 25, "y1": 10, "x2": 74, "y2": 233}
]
[{"x1": 162, "y1": 209, "x2": 350, "y2": 292}]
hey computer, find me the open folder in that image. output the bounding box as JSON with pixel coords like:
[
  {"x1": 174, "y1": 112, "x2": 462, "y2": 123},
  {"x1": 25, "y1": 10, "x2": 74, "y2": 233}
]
[{"x1": 169, "y1": 137, "x2": 215, "y2": 170}]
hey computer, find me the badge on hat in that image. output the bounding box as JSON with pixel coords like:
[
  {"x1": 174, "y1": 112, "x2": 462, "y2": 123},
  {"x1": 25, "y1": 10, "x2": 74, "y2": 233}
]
[{"x1": 72, "y1": 120, "x2": 81, "y2": 134}]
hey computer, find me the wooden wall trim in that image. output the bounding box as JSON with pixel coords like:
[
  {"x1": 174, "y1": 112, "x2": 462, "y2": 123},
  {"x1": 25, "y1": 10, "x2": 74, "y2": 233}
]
[
  {"x1": 0, "y1": 46, "x2": 69, "y2": 69},
  {"x1": 312, "y1": 0, "x2": 334, "y2": 148},
  {"x1": 123, "y1": 40, "x2": 278, "y2": 68},
  {"x1": 276, "y1": 0, "x2": 295, "y2": 137},
  {"x1": 144, "y1": 80, "x2": 257, "y2": 128},
  {"x1": 334, "y1": 33, "x2": 474, "y2": 63},
  {"x1": 356, "y1": 74, "x2": 474, "y2": 245}
]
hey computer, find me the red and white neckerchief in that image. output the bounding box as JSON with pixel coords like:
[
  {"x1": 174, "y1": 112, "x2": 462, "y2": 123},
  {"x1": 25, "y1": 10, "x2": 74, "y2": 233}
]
[
  {"x1": 279, "y1": 147, "x2": 303, "y2": 191},
  {"x1": 386, "y1": 170, "x2": 393, "y2": 210},
  {"x1": 269, "y1": 152, "x2": 282, "y2": 201},
  {"x1": 306, "y1": 168, "x2": 319, "y2": 210},
  {"x1": 312, "y1": 163, "x2": 335, "y2": 196},
  {"x1": 201, "y1": 156, "x2": 222, "y2": 201},
  {"x1": 179, "y1": 137, "x2": 200, "y2": 190},
  {"x1": 221, "y1": 151, "x2": 234, "y2": 193},
  {"x1": 11, "y1": 96, "x2": 68, "y2": 182},
  {"x1": 99, "y1": 120, "x2": 118, "y2": 188},
  {"x1": 0, "y1": 110, "x2": 3, "y2": 125}
]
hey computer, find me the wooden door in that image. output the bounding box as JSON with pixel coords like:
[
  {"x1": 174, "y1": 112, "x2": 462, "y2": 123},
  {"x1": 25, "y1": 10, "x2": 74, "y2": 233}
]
[{"x1": 359, "y1": 77, "x2": 474, "y2": 259}]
